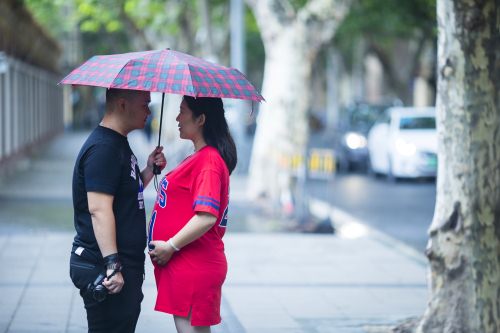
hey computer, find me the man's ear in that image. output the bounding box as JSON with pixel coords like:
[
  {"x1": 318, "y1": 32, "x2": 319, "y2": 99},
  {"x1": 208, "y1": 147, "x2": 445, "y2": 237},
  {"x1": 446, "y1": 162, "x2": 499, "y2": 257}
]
[{"x1": 116, "y1": 97, "x2": 127, "y2": 112}]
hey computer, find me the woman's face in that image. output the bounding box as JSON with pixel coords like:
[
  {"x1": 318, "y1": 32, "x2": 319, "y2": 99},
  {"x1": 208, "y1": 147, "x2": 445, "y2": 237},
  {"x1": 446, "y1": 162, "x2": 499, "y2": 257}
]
[{"x1": 176, "y1": 99, "x2": 203, "y2": 141}]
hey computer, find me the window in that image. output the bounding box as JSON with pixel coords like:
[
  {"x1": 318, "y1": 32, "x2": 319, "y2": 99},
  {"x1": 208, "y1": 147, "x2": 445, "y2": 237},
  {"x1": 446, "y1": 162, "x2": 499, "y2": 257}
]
[{"x1": 399, "y1": 117, "x2": 436, "y2": 130}]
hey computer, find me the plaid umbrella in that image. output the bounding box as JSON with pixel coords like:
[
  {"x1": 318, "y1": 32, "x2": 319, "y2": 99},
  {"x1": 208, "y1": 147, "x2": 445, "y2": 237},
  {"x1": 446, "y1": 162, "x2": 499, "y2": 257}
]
[
  {"x1": 60, "y1": 49, "x2": 264, "y2": 102},
  {"x1": 61, "y1": 49, "x2": 263, "y2": 177}
]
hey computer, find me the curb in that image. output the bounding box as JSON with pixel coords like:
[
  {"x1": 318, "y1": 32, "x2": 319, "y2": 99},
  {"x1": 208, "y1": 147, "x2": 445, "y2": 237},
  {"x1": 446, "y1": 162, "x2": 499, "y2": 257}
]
[{"x1": 309, "y1": 198, "x2": 428, "y2": 267}]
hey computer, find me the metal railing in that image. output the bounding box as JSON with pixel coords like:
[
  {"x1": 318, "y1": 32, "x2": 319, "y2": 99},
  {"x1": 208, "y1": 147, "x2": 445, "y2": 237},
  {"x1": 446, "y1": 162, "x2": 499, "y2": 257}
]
[{"x1": 0, "y1": 52, "x2": 64, "y2": 164}]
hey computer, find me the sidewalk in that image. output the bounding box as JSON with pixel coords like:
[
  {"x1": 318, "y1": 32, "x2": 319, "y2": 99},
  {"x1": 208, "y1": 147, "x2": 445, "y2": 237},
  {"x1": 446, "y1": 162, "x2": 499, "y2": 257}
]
[{"x1": 0, "y1": 130, "x2": 429, "y2": 333}]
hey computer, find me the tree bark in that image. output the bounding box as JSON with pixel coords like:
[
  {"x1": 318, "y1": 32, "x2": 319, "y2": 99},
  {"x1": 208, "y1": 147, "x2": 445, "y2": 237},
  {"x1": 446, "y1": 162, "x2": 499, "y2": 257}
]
[
  {"x1": 246, "y1": 0, "x2": 349, "y2": 202},
  {"x1": 418, "y1": 0, "x2": 499, "y2": 332}
]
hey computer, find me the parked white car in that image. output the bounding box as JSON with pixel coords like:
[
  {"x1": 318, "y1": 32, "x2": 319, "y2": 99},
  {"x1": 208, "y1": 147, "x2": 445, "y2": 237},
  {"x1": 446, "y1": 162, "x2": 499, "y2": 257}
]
[{"x1": 367, "y1": 106, "x2": 437, "y2": 179}]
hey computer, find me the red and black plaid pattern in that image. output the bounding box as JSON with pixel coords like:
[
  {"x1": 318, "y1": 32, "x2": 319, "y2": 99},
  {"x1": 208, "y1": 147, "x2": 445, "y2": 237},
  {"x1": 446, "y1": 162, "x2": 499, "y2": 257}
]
[{"x1": 60, "y1": 49, "x2": 264, "y2": 102}]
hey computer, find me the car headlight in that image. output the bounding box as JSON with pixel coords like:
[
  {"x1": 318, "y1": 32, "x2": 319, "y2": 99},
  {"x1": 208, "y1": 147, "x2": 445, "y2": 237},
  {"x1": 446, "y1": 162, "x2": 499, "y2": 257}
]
[
  {"x1": 344, "y1": 132, "x2": 367, "y2": 150},
  {"x1": 395, "y1": 138, "x2": 417, "y2": 156}
]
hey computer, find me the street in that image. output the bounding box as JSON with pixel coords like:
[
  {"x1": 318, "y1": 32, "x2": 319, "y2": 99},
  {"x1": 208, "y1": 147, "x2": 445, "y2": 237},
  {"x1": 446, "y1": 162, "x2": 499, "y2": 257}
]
[{"x1": 307, "y1": 172, "x2": 436, "y2": 253}]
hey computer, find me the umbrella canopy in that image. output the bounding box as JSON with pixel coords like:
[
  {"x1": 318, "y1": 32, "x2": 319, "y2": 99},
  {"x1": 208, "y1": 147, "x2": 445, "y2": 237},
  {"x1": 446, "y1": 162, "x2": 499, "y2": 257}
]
[{"x1": 60, "y1": 49, "x2": 263, "y2": 102}]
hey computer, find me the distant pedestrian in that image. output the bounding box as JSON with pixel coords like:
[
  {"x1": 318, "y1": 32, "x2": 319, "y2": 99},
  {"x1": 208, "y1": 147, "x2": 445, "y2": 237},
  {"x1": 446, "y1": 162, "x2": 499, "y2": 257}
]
[
  {"x1": 147, "y1": 96, "x2": 236, "y2": 332},
  {"x1": 69, "y1": 88, "x2": 166, "y2": 333}
]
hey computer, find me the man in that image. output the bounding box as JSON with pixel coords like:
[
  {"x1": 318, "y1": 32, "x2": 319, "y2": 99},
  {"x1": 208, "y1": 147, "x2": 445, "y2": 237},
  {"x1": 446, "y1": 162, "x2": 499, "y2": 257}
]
[{"x1": 69, "y1": 88, "x2": 166, "y2": 332}]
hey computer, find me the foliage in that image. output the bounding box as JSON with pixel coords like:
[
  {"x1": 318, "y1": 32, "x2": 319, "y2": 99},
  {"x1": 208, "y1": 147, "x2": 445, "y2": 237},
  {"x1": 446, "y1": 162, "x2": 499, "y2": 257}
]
[
  {"x1": 23, "y1": 0, "x2": 235, "y2": 57},
  {"x1": 23, "y1": 0, "x2": 265, "y2": 82},
  {"x1": 23, "y1": 0, "x2": 77, "y2": 36},
  {"x1": 23, "y1": 0, "x2": 131, "y2": 56},
  {"x1": 289, "y1": 0, "x2": 309, "y2": 11},
  {"x1": 334, "y1": 0, "x2": 436, "y2": 69},
  {"x1": 245, "y1": 4, "x2": 265, "y2": 90}
]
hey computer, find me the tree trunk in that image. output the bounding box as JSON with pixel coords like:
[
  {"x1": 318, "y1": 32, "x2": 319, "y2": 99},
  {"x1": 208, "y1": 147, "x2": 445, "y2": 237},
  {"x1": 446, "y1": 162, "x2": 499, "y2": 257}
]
[
  {"x1": 247, "y1": 31, "x2": 312, "y2": 201},
  {"x1": 418, "y1": 0, "x2": 499, "y2": 332},
  {"x1": 246, "y1": 0, "x2": 349, "y2": 203},
  {"x1": 198, "y1": 0, "x2": 216, "y2": 60}
]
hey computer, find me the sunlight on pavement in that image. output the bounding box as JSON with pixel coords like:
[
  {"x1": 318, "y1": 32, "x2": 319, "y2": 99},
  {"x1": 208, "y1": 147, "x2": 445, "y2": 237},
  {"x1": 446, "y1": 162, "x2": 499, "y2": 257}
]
[
  {"x1": 337, "y1": 220, "x2": 369, "y2": 239},
  {"x1": 309, "y1": 199, "x2": 369, "y2": 239}
]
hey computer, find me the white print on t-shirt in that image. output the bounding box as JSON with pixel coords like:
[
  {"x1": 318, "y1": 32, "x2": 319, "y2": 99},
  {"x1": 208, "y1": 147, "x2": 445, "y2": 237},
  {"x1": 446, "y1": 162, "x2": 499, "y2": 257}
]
[
  {"x1": 130, "y1": 155, "x2": 138, "y2": 179},
  {"x1": 138, "y1": 176, "x2": 145, "y2": 210}
]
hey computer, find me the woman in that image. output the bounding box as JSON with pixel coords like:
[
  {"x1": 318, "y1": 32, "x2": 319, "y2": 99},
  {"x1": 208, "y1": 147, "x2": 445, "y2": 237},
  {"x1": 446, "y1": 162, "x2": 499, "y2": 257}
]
[{"x1": 148, "y1": 96, "x2": 236, "y2": 333}]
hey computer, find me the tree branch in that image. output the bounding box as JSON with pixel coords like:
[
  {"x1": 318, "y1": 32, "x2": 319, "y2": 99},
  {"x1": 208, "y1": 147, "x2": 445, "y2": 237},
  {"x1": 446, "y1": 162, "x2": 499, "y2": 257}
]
[
  {"x1": 367, "y1": 34, "x2": 431, "y2": 104},
  {"x1": 367, "y1": 40, "x2": 409, "y2": 102},
  {"x1": 245, "y1": 0, "x2": 295, "y2": 44},
  {"x1": 298, "y1": 0, "x2": 351, "y2": 51}
]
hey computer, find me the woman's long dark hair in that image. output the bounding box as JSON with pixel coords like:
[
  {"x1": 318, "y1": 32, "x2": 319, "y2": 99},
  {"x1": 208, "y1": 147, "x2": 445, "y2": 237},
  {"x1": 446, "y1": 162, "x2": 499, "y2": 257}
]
[{"x1": 183, "y1": 96, "x2": 237, "y2": 174}]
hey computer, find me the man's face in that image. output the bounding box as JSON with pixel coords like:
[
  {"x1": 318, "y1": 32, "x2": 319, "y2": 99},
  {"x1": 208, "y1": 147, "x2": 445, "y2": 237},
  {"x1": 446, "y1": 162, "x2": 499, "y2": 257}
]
[{"x1": 123, "y1": 91, "x2": 151, "y2": 130}]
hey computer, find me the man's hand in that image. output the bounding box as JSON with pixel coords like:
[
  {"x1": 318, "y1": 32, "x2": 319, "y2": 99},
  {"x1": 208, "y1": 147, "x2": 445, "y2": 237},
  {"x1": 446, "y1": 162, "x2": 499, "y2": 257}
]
[
  {"x1": 102, "y1": 270, "x2": 124, "y2": 294},
  {"x1": 142, "y1": 147, "x2": 167, "y2": 187},
  {"x1": 147, "y1": 146, "x2": 166, "y2": 172}
]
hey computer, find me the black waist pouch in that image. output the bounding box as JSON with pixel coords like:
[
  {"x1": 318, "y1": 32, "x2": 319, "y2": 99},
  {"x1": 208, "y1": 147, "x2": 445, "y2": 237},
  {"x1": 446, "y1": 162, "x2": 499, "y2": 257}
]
[{"x1": 69, "y1": 246, "x2": 102, "y2": 290}]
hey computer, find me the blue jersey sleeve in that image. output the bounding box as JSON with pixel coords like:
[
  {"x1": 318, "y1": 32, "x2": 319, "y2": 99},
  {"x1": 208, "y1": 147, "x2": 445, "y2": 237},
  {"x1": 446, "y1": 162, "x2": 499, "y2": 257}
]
[{"x1": 191, "y1": 169, "x2": 222, "y2": 217}]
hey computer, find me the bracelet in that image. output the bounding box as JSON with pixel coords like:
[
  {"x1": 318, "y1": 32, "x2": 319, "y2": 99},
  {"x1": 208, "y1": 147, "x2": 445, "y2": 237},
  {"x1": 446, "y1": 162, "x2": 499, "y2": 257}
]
[{"x1": 168, "y1": 238, "x2": 180, "y2": 252}]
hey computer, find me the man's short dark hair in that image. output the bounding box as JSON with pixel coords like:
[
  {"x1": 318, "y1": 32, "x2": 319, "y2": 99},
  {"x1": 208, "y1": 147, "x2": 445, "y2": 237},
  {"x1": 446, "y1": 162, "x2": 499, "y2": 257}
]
[{"x1": 105, "y1": 88, "x2": 140, "y2": 111}]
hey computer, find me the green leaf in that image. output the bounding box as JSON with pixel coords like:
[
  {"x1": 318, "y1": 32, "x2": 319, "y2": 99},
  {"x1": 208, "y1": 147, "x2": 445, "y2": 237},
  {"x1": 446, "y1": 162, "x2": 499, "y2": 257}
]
[
  {"x1": 80, "y1": 19, "x2": 101, "y2": 32},
  {"x1": 106, "y1": 20, "x2": 122, "y2": 32}
]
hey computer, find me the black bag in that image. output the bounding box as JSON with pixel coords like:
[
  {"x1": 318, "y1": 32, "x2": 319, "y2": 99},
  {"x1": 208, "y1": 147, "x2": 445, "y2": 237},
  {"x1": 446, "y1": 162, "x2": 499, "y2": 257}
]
[{"x1": 69, "y1": 247, "x2": 101, "y2": 290}]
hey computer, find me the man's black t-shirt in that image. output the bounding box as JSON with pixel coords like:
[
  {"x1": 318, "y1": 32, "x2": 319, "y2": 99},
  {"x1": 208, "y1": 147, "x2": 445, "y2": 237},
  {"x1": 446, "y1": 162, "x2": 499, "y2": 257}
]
[{"x1": 72, "y1": 126, "x2": 146, "y2": 268}]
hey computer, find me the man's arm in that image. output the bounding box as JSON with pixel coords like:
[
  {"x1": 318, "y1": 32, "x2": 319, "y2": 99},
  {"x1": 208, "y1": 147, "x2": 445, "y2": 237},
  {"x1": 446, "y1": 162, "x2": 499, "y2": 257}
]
[
  {"x1": 141, "y1": 165, "x2": 155, "y2": 188},
  {"x1": 87, "y1": 191, "x2": 124, "y2": 293},
  {"x1": 87, "y1": 192, "x2": 117, "y2": 256}
]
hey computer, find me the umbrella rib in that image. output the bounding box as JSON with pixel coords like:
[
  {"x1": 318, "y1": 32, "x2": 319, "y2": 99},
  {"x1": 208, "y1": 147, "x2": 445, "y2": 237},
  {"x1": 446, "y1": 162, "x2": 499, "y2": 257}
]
[
  {"x1": 185, "y1": 63, "x2": 198, "y2": 97},
  {"x1": 109, "y1": 51, "x2": 154, "y2": 89}
]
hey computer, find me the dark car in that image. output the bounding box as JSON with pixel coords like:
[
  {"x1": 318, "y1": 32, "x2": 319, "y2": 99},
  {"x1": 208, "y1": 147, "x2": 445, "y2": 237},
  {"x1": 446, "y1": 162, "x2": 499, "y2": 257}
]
[{"x1": 333, "y1": 102, "x2": 396, "y2": 172}]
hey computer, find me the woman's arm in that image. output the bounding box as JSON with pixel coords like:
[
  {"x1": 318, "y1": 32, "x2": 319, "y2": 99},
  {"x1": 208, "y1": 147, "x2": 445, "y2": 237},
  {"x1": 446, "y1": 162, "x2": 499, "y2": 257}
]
[{"x1": 148, "y1": 212, "x2": 217, "y2": 266}]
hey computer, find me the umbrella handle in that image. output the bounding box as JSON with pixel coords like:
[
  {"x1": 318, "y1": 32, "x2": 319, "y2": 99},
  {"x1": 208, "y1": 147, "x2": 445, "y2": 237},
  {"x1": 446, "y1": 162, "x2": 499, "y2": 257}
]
[
  {"x1": 153, "y1": 163, "x2": 161, "y2": 175},
  {"x1": 153, "y1": 93, "x2": 166, "y2": 175}
]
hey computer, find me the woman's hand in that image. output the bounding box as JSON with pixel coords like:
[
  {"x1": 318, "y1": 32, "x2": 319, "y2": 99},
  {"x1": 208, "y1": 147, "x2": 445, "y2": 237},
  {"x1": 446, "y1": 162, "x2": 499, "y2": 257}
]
[{"x1": 148, "y1": 240, "x2": 175, "y2": 266}]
